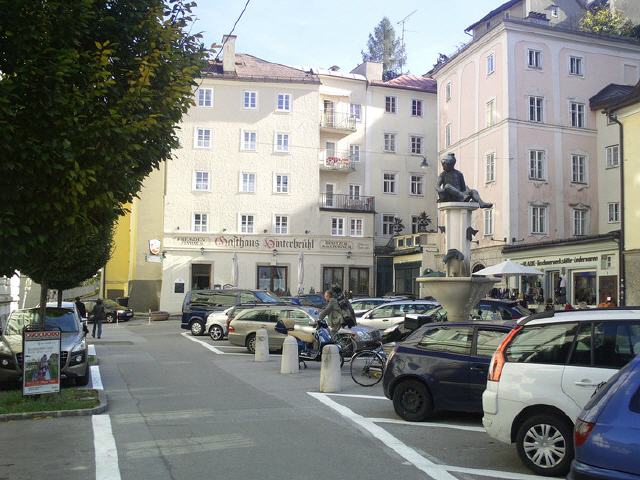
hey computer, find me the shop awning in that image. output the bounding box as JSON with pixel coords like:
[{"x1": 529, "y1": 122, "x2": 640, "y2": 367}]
[{"x1": 472, "y1": 260, "x2": 543, "y2": 277}]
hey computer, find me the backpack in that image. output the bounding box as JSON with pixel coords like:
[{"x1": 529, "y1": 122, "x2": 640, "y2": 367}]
[{"x1": 337, "y1": 295, "x2": 356, "y2": 328}]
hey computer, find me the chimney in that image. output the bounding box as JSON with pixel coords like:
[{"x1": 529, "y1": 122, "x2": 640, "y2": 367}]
[
  {"x1": 350, "y1": 61, "x2": 383, "y2": 82},
  {"x1": 222, "y1": 35, "x2": 237, "y2": 73}
]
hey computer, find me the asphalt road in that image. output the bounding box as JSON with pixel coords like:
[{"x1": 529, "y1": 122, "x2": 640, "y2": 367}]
[{"x1": 0, "y1": 317, "x2": 555, "y2": 480}]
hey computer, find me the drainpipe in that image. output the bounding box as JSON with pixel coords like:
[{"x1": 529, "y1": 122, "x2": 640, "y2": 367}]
[{"x1": 607, "y1": 112, "x2": 625, "y2": 306}]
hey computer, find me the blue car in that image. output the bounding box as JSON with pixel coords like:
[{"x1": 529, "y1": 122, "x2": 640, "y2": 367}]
[
  {"x1": 383, "y1": 321, "x2": 513, "y2": 421},
  {"x1": 568, "y1": 355, "x2": 640, "y2": 480}
]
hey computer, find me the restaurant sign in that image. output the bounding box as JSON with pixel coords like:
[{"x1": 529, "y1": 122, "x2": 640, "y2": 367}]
[{"x1": 173, "y1": 235, "x2": 364, "y2": 251}]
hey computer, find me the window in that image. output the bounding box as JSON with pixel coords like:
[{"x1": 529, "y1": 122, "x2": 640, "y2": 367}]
[
  {"x1": 528, "y1": 96, "x2": 544, "y2": 122},
  {"x1": 383, "y1": 173, "x2": 396, "y2": 194},
  {"x1": 240, "y1": 214, "x2": 255, "y2": 233},
  {"x1": 418, "y1": 326, "x2": 473, "y2": 355},
  {"x1": 445, "y1": 123, "x2": 452, "y2": 147},
  {"x1": 349, "y1": 144, "x2": 361, "y2": 162},
  {"x1": 197, "y1": 88, "x2": 213, "y2": 107},
  {"x1": 529, "y1": 150, "x2": 545, "y2": 180},
  {"x1": 195, "y1": 128, "x2": 211, "y2": 148},
  {"x1": 240, "y1": 172, "x2": 256, "y2": 193},
  {"x1": 593, "y1": 322, "x2": 640, "y2": 369},
  {"x1": 411, "y1": 215, "x2": 419, "y2": 234},
  {"x1": 350, "y1": 103, "x2": 362, "y2": 122},
  {"x1": 411, "y1": 99, "x2": 423, "y2": 117},
  {"x1": 191, "y1": 264, "x2": 211, "y2": 290},
  {"x1": 349, "y1": 184, "x2": 361, "y2": 199},
  {"x1": 193, "y1": 171, "x2": 210, "y2": 191},
  {"x1": 486, "y1": 152, "x2": 496, "y2": 183},
  {"x1": 349, "y1": 268, "x2": 370, "y2": 296},
  {"x1": 571, "y1": 154, "x2": 586, "y2": 183},
  {"x1": 505, "y1": 323, "x2": 577, "y2": 364},
  {"x1": 476, "y1": 329, "x2": 508, "y2": 357},
  {"x1": 530, "y1": 205, "x2": 547, "y2": 234},
  {"x1": 331, "y1": 217, "x2": 345, "y2": 236},
  {"x1": 382, "y1": 214, "x2": 395, "y2": 236},
  {"x1": 241, "y1": 130, "x2": 257, "y2": 151},
  {"x1": 273, "y1": 174, "x2": 289, "y2": 194},
  {"x1": 606, "y1": 145, "x2": 619, "y2": 168},
  {"x1": 384, "y1": 133, "x2": 396, "y2": 152},
  {"x1": 243, "y1": 90, "x2": 257, "y2": 109},
  {"x1": 274, "y1": 215, "x2": 288, "y2": 234},
  {"x1": 569, "y1": 56, "x2": 584, "y2": 76},
  {"x1": 350, "y1": 218, "x2": 363, "y2": 237},
  {"x1": 276, "y1": 93, "x2": 291, "y2": 112},
  {"x1": 573, "y1": 209, "x2": 587, "y2": 236},
  {"x1": 445, "y1": 82, "x2": 452, "y2": 101},
  {"x1": 527, "y1": 49, "x2": 542, "y2": 69},
  {"x1": 192, "y1": 213, "x2": 208, "y2": 232},
  {"x1": 410, "y1": 135, "x2": 423, "y2": 155},
  {"x1": 257, "y1": 266, "x2": 288, "y2": 295},
  {"x1": 484, "y1": 208, "x2": 494, "y2": 235},
  {"x1": 385, "y1": 96, "x2": 397, "y2": 113},
  {"x1": 608, "y1": 202, "x2": 620, "y2": 223},
  {"x1": 487, "y1": 53, "x2": 495, "y2": 75},
  {"x1": 570, "y1": 102, "x2": 585, "y2": 128},
  {"x1": 323, "y1": 267, "x2": 343, "y2": 292},
  {"x1": 409, "y1": 175, "x2": 424, "y2": 196},
  {"x1": 486, "y1": 99, "x2": 496, "y2": 127},
  {"x1": 275, "y1": 132, "x2": 289, "y2": 153}
]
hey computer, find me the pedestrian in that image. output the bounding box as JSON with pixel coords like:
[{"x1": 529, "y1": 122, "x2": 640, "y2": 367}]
[
  {"x1": 318, "y1": 290, "x2": 343, "y2": 338},
  {"x1": 74, "y1": 296, "x2": 87, "y2": 319},
  {"x1": 91, "y1": 298, "x2": 106, "y2": 339}
]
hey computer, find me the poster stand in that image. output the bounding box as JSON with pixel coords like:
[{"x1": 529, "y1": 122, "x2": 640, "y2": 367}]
[{"x1": 22, "y1": 326, "x2": 61, "y2": 396}]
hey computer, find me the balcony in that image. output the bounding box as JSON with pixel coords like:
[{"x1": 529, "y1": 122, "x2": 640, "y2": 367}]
[
  {"x1": 318, "y1": 151, "x2": 355, "y2": 172},
  {"x1": 319, "y1": 193, "x2": 375, "y2": 213},
  {"x1": 320, "y1": 111, "x2": 357, "y2": 134}
]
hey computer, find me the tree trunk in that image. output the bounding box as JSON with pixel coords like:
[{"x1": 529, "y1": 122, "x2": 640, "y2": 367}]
[
  {"x1": 39, "y1": 281, "x2": 48, "y2": 330},
  {"x1": 57, "y1": 289, "x2": 63, "y2": 308}
]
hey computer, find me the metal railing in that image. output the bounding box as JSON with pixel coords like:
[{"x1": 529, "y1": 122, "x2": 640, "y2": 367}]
[
  {"x1": 320, "y1": 111, "x2": 357, "y2": 131},
  {"x1": 319, "y1": 193, "x2": 375, "y2": 213}
]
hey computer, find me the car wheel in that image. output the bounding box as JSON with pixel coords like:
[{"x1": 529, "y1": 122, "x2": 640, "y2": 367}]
[
  {"x1": 246, "y1": 333, "x2": 256, "y2": 354},
  {"x1": 392, "y1": 379, "x2": 433, "y2": 422},
  {"x1": 76, "y1": 363, "x2": 90, "y2": 387},
  {"x1": 106, "y1": 313, "x2": 115, "y2": 323},
  {"x1": 515, "y1": 413, "x2": 573, "y2": 477},
  {"x1": 190, "y1": 320, "x2": 204, "y2": 336},
  {"x1": 209, "y1": 325, "x2": 224, "y2": 341}
]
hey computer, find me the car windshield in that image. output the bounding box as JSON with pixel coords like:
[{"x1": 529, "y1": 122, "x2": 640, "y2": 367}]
[
  {"x1": 255, "y1": 291, "x2": 280, "y2": 303},
  {"x1": 513, "y1": 304, "x2": 531, "y2": 317},
  {"x1": 4, "y1": 309, "x2": 79, "y2": 334}
]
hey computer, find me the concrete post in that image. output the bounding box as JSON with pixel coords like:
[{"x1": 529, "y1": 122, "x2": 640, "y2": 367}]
[
  {"x1": 254, "y1": 328, "x2": 270, "y2": 362},
  {"x1": 319, "y1": 344, "x2": 341, "y2": 393},
  {"x1": 280, "y1": 336, "x2": 299, "y2": 374}
]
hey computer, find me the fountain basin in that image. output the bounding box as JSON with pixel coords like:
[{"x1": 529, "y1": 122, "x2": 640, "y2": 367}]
[{"x1": 417, "y1": 276, "x2": 498, "y2": 322}]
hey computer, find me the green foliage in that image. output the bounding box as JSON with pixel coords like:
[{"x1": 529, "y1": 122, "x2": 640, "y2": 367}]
[
  {"x1": 580, "y1": 6, "x2": 637, "y2": 38},
  {"x1": 361, "y1": 17, "x2": 406, "y2": 81}
]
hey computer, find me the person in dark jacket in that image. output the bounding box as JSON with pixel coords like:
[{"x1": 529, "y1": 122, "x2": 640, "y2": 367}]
[
  {"x1": 91, "y1": 298, "x2": 106, "y2": 339},
  {"x1": 74, "y1": 297, "x2": 87, "y2": 319},
  {"x1": 318, "y1": 290, "x2": 342, "y2": 337}
]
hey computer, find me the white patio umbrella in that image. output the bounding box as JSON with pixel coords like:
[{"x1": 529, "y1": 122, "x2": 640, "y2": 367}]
[
  {"x1": 231, "y1": 252, "x2": 239, "y2": 287},
  {"x1": 473, "y1": 259, "x2": 543, "y2": 277},
  {"x1": 297, "y1": 252, "x2": 305, "y2": 295}
]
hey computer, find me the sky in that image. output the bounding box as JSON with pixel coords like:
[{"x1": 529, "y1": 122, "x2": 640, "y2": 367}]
[{"x1": 192, "y1": 0, "x2": 505, "y2": 75}]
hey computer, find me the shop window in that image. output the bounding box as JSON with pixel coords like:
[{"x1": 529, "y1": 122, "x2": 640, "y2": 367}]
[
  {"x1": 257, "y1": 266, "x2": 288, "y2": 295},
  {"x1": 191, "y1": 264, "x2": 211, "y2": 290},
  {"x1": 323, "y1": 267, "x2": 344, "y2": 292},
  {"x1": 349, "y1": 268, "x2": 370, "y2": 296},
  {"x1": 573, "y1": 271, "x2": 596, "y2": 305},
  {"x1": 394, "y1": 263, "x2": 421, "y2": 295}
]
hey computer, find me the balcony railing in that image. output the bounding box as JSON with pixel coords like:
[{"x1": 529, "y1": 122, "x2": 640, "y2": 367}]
[
  {"x1": 320, "y1": 111, "x2": 357, "y2": 131},
  {"x1": 318, "y1": 151, "x2": 355, "y2": 172},
  {"x1": 319, "y1": 193, "x2": 375, "y2": 213}
]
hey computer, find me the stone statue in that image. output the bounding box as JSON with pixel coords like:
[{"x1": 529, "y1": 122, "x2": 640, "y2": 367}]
[{"x1": 437, "y1": 153, "x2": 493, "y2": 208}]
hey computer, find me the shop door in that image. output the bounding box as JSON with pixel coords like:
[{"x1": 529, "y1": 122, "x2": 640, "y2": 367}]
[
  {"x1": 349, "y1": 268, "x2": 370, "y2": 296},
  {"x1": 573, "y1": 271, "x2": 597, "y2": 306},
  {"x1": 323, "y1": 267, "x2": 344, "y2": 292},
  {"x1": 257, "y1": 266, "x2": 288, "y2": 296},
  {"x1": 191, "y1": 264, "x2": 211, "y2": 290}
]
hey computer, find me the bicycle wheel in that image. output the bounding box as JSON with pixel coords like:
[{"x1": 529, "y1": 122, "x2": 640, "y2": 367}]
[
  {"x1": 350, "y1": 350, "x2": 385, "y2": 387},
  {"x1": 335, "y1": 334, "x2": 357, "y2": 359}
]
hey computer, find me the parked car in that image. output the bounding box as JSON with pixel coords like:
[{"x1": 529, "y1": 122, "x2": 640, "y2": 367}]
[
  {"x1": 383, "y1": 321, "x2": 513, "y2": 421},
  {"x1": 482, "y1": 308, "x2": 640, "y2": 477},
  {"x1": 228, "y1": 305, "x2": 380, "y2": 353},
  {"x1": 568, "y1": 354, "x2": 640, "y2": 480},
  {"x1": 181, "y1": 289, "x2": 281, "y2": 336},
  {"x1": 358, "y1": 300, "x2": 440, "y2": 333},
  {"x1": 0, "y1": 307, "x2": 90, "y2": 387},
  {"x1": 297, "y1": 294, "x2": 327, "y2": 309},
  {"x1": 205, "y1": 307, "x2": 232, "y2": 341},
  {"x1": 471, "y1": 299, "x2": 530, "y2": 321},
  {"x1": 350, "y1": 298, "x2": 395, "y2": 317},
  {"x1": 84, "y1": 299, "x2": 134, "y2": 323}
]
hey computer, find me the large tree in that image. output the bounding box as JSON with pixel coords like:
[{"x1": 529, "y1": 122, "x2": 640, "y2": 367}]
[
  {"x1": 0, "y1": 0, "x2": 205, "y2": 321},
  {"x1": 580, "y1": 5, "x2": 638, "y2": 38},
  {"x1": 361, "y1": 17, "x2": 407, "y2": 81}
]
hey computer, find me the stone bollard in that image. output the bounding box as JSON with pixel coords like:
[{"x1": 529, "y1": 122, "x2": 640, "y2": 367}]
[
  {"x1": 319, "y1": 344, "x2": 341, "y2": 393},
  {"x1": 254, "y1": 328, "x2": 270, "y2": 362},
  {"x1": 280, "y1": 336, "x2": 299, "y2": 374}
]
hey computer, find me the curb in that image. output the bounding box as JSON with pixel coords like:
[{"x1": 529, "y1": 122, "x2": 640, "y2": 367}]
[{"x1": 0, "y1": 390, "x2": 108, "y2": 422}]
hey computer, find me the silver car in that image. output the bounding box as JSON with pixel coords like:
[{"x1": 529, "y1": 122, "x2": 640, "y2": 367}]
[
  {"x1": 358, "y1": 300, "x2": 440, "y2": 334},
  {"x1": 0, "y1": 307, "x2": 90, "y2": 387}
]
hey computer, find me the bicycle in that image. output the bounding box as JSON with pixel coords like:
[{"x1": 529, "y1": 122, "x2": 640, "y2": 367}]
[
  {"x1": 350, "y1": 345, "x2": 387, "y2": 387},
  {"x1": 335, "y1": 333, "x2": 358, "y2": 360}
]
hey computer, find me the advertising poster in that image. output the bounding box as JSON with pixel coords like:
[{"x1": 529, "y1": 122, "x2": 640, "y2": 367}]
[{"x1": 22, "y1": 331, "x2": 61, "y2": 396}]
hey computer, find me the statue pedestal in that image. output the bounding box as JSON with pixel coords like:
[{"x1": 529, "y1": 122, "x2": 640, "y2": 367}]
[{"x1": 439, "y1": 202, "x2": 479, "y2": 272}]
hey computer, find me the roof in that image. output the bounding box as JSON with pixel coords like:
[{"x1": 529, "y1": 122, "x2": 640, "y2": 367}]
[
  {"x1": 202, "y1": 54, "x2": 319, "y2": 84},
  {"x1": 590, "y1": 84, "x2": 636, "y2": 110},
  {"x1": 465, "y1": 0, "x2": 521, "y2": 32},
  {"x1": 603, "y1": 81, "x2": 640, "y2": 112},
  {"x1": 520, "y1": 308, "x2": 640, "y2": 326},
  {"x1": 370, "y1": 74, "x2": 437, "y2": 93}
]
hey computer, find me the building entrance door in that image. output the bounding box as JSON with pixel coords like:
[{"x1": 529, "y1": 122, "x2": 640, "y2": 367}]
[
  {"x1": 191, "y1": 264, "x2": 212, "y2": 290},
  {"x1": 323, "y1": 267, "x2": 344, "y2": 292}
]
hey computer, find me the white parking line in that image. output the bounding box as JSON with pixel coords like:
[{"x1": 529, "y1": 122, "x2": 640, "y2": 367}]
[
  {"x1": 88, "y1": 344, "x2": 96, "y2": 356},
  {"x1": 324, "y1": 393, "x2": 388, "y2": 400},
  {"x1": 92, "y1": 414, "x2": 121, "y2": 480},
  {"x1": 180, "y1": 332, "x2": 226, "y2": 354},
  {"x1": 91, "y1": 365, "x2": 103, "y2": 390},
  {"x1": 368, "y1": 417, "x2": 486, "y2": 433}
]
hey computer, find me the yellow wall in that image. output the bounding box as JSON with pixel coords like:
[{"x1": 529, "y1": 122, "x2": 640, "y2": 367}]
[
  {"x1": 104, "y1": 206, "x2": 132, "y2": 297},
  {"x1": 622, "y1": 105, "x2": 640, "y2": 250}
]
